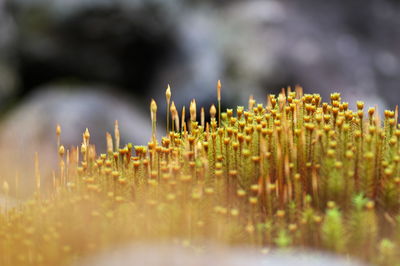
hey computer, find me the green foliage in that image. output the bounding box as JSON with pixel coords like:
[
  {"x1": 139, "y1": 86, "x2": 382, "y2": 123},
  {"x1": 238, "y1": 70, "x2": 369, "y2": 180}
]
[
  {"x1": 348, "y1": 194, "x2": 377, "y2": 259},
  {"x1": 322, "y1": 208, "x2": 346, "y2": 253},
  {"x1": 378, "y1": 239, "x2": 397, "y2": 266},
  {"x1": 274, "y1": 229, "x2": 292, "y2": 248}
]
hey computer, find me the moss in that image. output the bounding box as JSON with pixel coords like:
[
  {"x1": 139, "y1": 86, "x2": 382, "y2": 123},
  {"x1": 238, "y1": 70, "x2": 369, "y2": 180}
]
[{"x1": 1, "y1": 84, "x2": 400, "y2": 265}]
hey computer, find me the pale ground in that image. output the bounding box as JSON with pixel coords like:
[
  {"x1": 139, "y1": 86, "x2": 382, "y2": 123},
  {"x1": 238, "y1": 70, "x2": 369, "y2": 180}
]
[{"x1": 77, "y1": 243, "x2": 367, "y2": 266}]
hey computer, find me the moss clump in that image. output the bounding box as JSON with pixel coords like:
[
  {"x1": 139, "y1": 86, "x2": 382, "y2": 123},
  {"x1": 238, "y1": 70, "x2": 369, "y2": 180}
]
[{"x1": 1, "y1": 83, "x2": 400, "y2": 265}]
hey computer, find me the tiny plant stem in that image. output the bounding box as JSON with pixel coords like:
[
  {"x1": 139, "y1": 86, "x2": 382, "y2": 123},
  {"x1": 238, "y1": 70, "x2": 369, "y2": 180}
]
[
  {"x1": 166, "y1": 84, "x2": 171, "y2": 135},
  {"x1": 217, "y1": 80, "x2": 222, "y2": 127}
]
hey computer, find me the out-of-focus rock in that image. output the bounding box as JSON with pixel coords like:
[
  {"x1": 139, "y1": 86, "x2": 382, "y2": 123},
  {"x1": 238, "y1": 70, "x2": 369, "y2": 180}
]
[
  {"x1": 9, "y1": 0, "x2": 399, "y2": 112},
  {"x1": 152, "y1": 6, "x2": 223, "y2": 112},
  {"x1": 0, "y1": 0, "x2": 18, "y2": 106},
  {"x1": 0, "y1": 86, "x2": 158, "y2": 197},
  {"x1": 5, "y1": 0, "x2": 243, "y2": 116},
  {"x1": 9, "y1": 0, "x2": 181, "y2": 101},
  {"x1": 77, "y1": 243, "x2": 366, "y2": 266},
  {"x1": 218, "y1": 0, "x2": 396, "y2": 109},
  {"x1": 8, "y1": 0, "x2": 224, "y2": 115}
]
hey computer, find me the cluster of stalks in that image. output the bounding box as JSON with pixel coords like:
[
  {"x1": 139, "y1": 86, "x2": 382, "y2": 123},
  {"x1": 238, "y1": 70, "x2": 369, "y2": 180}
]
[{"x1": 2, "y1": 83, "x2": 400, "y2": 265}]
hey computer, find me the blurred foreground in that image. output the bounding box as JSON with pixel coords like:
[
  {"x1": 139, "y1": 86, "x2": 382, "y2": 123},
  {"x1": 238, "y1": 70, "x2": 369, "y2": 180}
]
[{"x1": 77, "y1": 244, "x2": 365, "y2": 266}]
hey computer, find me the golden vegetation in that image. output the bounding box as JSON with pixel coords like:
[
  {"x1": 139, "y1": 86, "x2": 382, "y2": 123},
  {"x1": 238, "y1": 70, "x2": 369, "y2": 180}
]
[{"x1": 1, "y1": 83, "x2": 400, "y2": 265}]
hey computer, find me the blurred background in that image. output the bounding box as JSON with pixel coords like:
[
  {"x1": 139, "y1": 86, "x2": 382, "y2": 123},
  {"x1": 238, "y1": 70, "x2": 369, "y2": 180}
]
[{"x1": 0, "y1": 0, "x2": 399, "y2": 195}]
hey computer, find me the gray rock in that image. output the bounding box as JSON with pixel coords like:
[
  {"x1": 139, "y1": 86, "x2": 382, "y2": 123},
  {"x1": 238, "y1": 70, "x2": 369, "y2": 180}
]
[
  {"x1": 0, "y1": 0, "x2": 18, "y2": 106},
  {"x1": 9, "y1": 0, "x2": 398, "y2": 112},
  {"x1": 0, "y1": 86, "x2": 159, "y2": 197},
  {"x1": 9, "y1": 0, "x2": 183, "y2": 103},
  {"x1": 217, "y1": 0, "x2": 393, "y2": 109}
]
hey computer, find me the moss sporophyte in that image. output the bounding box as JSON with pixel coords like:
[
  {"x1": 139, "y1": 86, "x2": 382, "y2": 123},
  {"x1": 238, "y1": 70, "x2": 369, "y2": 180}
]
[{"x1": 1, "y1": 82, "x2": 400, "y2": 265}]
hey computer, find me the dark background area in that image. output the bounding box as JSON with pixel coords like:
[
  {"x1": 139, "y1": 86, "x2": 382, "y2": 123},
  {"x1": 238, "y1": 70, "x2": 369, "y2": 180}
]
[
  {"x1": 1, "y1": 0, "x2": 400, "y2": 118},
  {"x1": 0, "y1": 0, "x2": 399, "y2": 195}
]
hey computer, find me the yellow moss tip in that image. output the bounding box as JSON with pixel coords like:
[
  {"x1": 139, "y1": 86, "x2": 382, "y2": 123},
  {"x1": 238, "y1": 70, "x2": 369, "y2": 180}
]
[
  {"x1": 190, "y1": 99, "x2": 197, "y2": 122},
  {"x1": 357, "y1": 101, "x2": 364, "y2": 110},
  {"x1": 56, "y1": 124, "x2": 61, "y2": 136},
  {"x1": 368, "y1": 107, "x2": 375, "y2": 116},
  {"x1": 151, "y1": 99, "x2": 157, "y2": 112},
  {"x1": 84, "y1": 128, "x2": 90, "y2": 140},
  {"x1": 106, "y1": 132, "x2": 113, "y2": 153},
  {"x1": 166, "y1": 84, "x2": 171, "y2": 102},
  {"x1": 366, "y1": 201, "x2": 375, "y2": 210},
  {"x1": 210, "y1": 104, "x2": 216, "y2": 118},
  {"x1": 59, "y1": 145, "x2": 65, "y2": 156},
  {"x1": 150, "y1": 99, "x2": 157, "y2": 121},
  {"x1": 170, "y1": 101, "x2": 177, "y2": 116},
  {"x1": 2, "y1": 181, "x2": 9, "y2": 195},
  {"x1": 114, "y1": 121, "x2": 120, "y2": 136},
  {"x1": 170, "y1": 101, "x2": 176, "y2": 109},
  {"x1": 249, "y1": 95, "x2": 255, "y2": 110}
]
